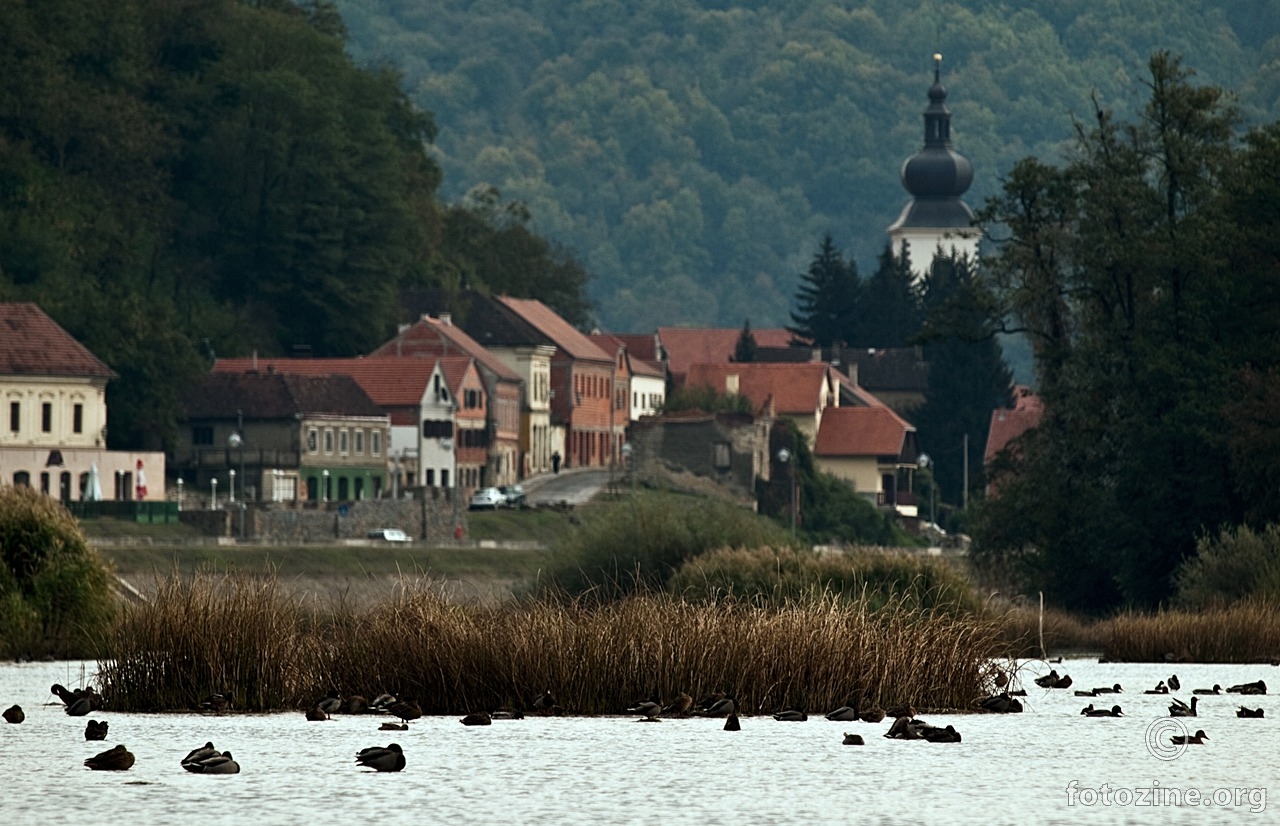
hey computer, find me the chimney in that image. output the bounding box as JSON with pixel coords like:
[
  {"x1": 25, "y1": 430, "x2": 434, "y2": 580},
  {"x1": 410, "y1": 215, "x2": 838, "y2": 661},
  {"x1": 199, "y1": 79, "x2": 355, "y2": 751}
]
[
  {"x1": 251, "y1": 350, "x2": 258, "y2": 371},
  {"x1": 725, "y1": 373, "x2": 740, "y2": 395},
  {"x1": 398, "y1": 323, "x2": 411, "y2": 334},
  {"x1": 439, "y1": 312, "x2": 453, "y2": 326},
  {"x1": 811, "y1": 348, "x2": 821, "y2": 363}
]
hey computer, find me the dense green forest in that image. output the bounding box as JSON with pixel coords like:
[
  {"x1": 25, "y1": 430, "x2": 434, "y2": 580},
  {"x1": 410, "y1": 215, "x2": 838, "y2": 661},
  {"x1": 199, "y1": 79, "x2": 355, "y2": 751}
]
[
  {"x1": 0, "y1": 0, "x2": 590, "y2": 449},
  {"x1": 334, "y1": 0, "x2": 1280, "y2": 332}
]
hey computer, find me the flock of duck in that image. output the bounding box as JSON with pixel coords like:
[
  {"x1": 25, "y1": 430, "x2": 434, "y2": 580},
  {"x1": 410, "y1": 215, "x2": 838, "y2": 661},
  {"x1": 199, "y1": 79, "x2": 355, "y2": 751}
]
[
  {"x1": 976, "y1": 669, "x2": 1269, "y2": 749},
  {"x1": 4, "y1": 667, "x2": 1271, "y2": 771}
]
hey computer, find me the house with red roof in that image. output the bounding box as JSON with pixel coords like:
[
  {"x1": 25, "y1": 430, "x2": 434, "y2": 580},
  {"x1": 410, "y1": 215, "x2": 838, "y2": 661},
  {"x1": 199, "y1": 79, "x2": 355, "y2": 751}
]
[
  {"x1": 369, "y1": 313, "x2": 523, "y2": 485},
  {"x1": 1, "y1": 303, "x2": 164, "y2": 503},
  {"x1": 589, "y1": 332, "x2": 666, "y2": 425},
  {"x1": 657, "y1": 326, "x2": 792, "y2": 388},
  {"x1": 984, "y1": 385, "x2": 1043, "y2": 495},
  {"x1": 813, "y1": 405, "x2": 920, "y2": 515},
  {"x1": 683, "y1": 362, "x2": 840, "y2": 448},
  {"x1": 460, "y1": 295, "x2": 621, "y2": 469}
]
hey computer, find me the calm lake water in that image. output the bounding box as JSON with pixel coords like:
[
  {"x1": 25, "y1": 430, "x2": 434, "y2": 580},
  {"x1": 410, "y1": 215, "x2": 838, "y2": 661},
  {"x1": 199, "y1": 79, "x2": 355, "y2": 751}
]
[{"x1": 2, "y1": 659, "x2": 1276, "y2": 824}]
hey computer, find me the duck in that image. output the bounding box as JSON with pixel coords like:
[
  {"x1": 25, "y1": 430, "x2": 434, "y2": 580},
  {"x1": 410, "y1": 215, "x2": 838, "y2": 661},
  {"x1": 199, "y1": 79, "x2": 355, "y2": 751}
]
[
  {"x1": 1033, "y1": 670, "x2": 1060, "y2": 689},
  {"x1": 1193, "y1": 684, "x2": 1222, "y2": 695},
  {"x1": 920, "y1": 724, "x2": 962, "y2": 743},
  {"x1": 824, "y1": 705, "x2": 860, "y2": 722},
  {"x1": 2, "y1": 704, "x2": 23, "y2": 724},
  {"x1": 993, "y1": 669, "x2": 1009, "y2": 689},
  {"x1": 1082, "y1": 704, "x2": 1123, "y2": 717},
  {"x1": 697, "y1": 691, "x2": 726, "y2": 711},
  {"x1": 460, "y1": 711, "x2": 492, "y2": 726},
  {"x1": 85, "y1": 744, "x2": 135, "y2": 771},
  {"x1": 305, "y1": 706, "x2": 328, "y2": 722},
  {"x1": 1237, "y1": 706, "x2": 1264, "y2": 718},
  {"x1": 490, "y1": 708, "x2": 525, "y2": 720},
  {"x1": 701, "y1": 696, "x2": 737, "y2": 717},
  {"x1": 662, "y1": 692, "x2": 693, "y2": 717},
  {"x1": 842, "y1": 732, "x2": 865, "y2": 745},
  {"x1": 979, "y1": 693, "x2": 1018, "y2": 713},
  {"x1": 182, "y1": 742, "x2": 220, "y2": 766},
  {"x1": 379, "y1": 722, "x2": 408, "y2": 731},
  {"x1": 859, "y1": 705, "x2": 886, "y2": 723},
  {"x1": 627, "y1": 696, "x2": 662, "y2": 720},
  {"x1": 1167, "y1": 674, "x2": 1181, "y2": 691},
  {"x1": 1227, "y1": 680, "x2": 1267, "y2": 695},
  {"x1": 723, "y1": 712, "x2": 741, "y2": 731},
  {"x1": 884, "y1": 716, "x2": 924, "y2": 740},
  {"x1": 51, "y1": 683, "x2": 80, "y2": 705},
  {"x1": 388, "y1": 699, "x2": 422, "y2": 724},
  {"x1": 183, "y1": 750, "x2": 240, "y2": 774},
  {"x1": 1170, "y1": 729, "x2": 1208, "y2": 745},
  {"x1": 65, "y1": 696, "x2": 92, "y2": 717},
  {"x1": 52, "y1": 684, "x2": 102, "y2": 711},
  {"x1": 532, "y1": 690, "x2": 558, "y2": 714},
  {"x1": 1093, "y1": 684, "x2": 1123, "y2": 694},
  {"x1": 885, "y1": 703, "x2": 917, "y2": 719},
  {"x1": 1169, "y1": 696, "x2": 1198, "y2": 718},
  {"x1": 370, "y1": 693, "x2": 397, "y2": 711},
  {"x1": 1074, "y1": 689, "x2": 1098, "y2": 697},
  {"x1": 1053, "y1": 674, "x2": 1073, "y2": 689},
  {"x1": 772, "y1": 709, "x2": 808, "y2": 722},
  {"x1": 1143, "y1": 681, "x2": 1169, "y2": 695},
  {"x1": 314, "y1": 691, "x2": 341, "y2": 719},
  {"x1": 201, "y1": 693, "x2": 231, "y2": 714},
  {"x1": 84, "y1": 719, "x2": 109, "y2": 740},
  {"x1": 355, "y1": 743, "x2": 405, "y2": 772},
  {"x1": 341, "y1": 695, "x2": 369, "y2": 715}
]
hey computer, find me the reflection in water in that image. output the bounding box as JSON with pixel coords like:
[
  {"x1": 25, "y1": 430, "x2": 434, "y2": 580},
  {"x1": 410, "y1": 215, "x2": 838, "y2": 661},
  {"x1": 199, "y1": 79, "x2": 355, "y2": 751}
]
[{"x1": 3, "y1": 660, "x2": 1276, "y2": 823}]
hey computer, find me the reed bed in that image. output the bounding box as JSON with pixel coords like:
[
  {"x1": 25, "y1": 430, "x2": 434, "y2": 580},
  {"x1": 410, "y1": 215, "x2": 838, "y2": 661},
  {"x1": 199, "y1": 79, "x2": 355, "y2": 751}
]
[
  {"x1": 1097, "y1": 602, "x2": 1280, "y2": 663},
  {"x1": 98, "y1": 571, "x2": 1008, "y2": 714}
]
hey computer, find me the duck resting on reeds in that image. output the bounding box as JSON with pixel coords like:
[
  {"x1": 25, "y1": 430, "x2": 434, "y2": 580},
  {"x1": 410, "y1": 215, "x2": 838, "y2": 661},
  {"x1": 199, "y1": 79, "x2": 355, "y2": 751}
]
[{"x1": 978, "y1": 693, "x2": 1022, "y2": 714}]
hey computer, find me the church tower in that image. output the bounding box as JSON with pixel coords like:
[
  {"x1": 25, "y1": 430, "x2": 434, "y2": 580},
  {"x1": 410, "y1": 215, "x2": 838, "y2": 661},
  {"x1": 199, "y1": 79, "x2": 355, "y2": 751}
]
[{"x1": 886, "y1": 54, "x2": 979, "y2": 278}]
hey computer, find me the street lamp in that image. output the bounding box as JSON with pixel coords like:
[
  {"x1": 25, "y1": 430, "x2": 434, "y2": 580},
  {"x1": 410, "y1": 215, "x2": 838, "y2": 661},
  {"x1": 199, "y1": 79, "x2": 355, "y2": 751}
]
[
  {"x1": 228, "y1": 469, "x2": 236, "y2": 503},
  {"x1": 211, "y1": 477, "x2": 218, "y2": 509},
  {"x1": 917, "y1": 453, "x2": 937, "y2": 527},
  {"x1": 177, "y1": 477, "x2": 183, "y2": 512},
  {"x1": 322, "y1": 469, "x2": 330, "y2": 502},
  {"x1": 776, "y1": 447, "x2": 796, "y2": 536}
]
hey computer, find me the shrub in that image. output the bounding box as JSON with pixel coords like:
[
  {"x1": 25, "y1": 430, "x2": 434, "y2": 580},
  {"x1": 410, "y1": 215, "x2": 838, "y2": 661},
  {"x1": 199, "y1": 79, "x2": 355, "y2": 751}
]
[
  {"x1": 666, "y1": 546, "x2": 982, "y2": 613},
  {"x1": 541, "y1": 490, "x2": 794, "y2": 596},
  {"x1": 1175, "y1": 524, "x2": 1280, "y2": 609},
  {"x1": 0, "y1": 485, "x2": 116, "y2": 658}
]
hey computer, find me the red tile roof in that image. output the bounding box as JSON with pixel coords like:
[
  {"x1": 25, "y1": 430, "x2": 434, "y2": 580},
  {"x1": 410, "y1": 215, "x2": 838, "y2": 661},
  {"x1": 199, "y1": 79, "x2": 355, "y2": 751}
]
[
  {"x1": 185, "y1": 372, "x2": 385, "y2": 420},
  {"x1": 369, "y1": 315, "x2": 521, "y2": 382},
  {"x1": 437, "y1": 356, "x2": 478, "y2": 398},
  {"x1": 612, "y1": 333, "x2": 660, "y2": 363},
  {"x1": 496, "y1": 296, "x2": 613, "y2": 363},
  {"x1": 214, "y1": 357, "x2": 437, "y2": 409},
  {"x1": 0, "y1": 303, "x2": 116, "y2": 379},
  {"x1": 815, "y1": 406, "x2": 913, "y2": 457},
  {"x1": 588, "y1": 333, "x2": 665, "y2": 379},
  {"x1": 985, "y1": 386, "x2": 1044, "y2": 463},
  {"x1": 684, "y1": 362, "x2": 834, "y2": 415},
  {"x1": 658, "y1": 326, "x2": 792, "y2": 379}
]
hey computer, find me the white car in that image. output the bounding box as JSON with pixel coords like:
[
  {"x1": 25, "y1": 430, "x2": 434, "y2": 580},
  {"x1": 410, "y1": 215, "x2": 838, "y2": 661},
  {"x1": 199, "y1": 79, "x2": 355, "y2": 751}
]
[
  {"x1": 468, "y1": 487, "x2": 506, "y2": 510},
  {"x1": 367, "y1": 528, "x2": 410, "y2": 542}
]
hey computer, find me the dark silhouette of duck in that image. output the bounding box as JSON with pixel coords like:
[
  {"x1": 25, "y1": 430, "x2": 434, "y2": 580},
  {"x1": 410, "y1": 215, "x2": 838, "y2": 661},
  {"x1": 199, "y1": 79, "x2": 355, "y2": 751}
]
[
  {"x1": 1170, "y1": 729, "x2": 1208, "y2": 745},
  {"x1": 842, "y1": 732, "x2": 864, "y2": 745},
  {"x1": 533, "y1": 690, "x2": 558, "y2": 715},
  {"x1": 65, "y1": 696, "x2": 92, "y2": 717},
  {"x1": 388, "y1": 699, "x2": 423, "y2": 725},
  {"x1": 885, "y1": 703, "x2": 917, "y2": 719},
  {"x1": 201, "y1": 693, "x2": 231, "y2": 714},
  {"x1": 1167, "y1": 674, "x2": 1181, "y2": 691},
  {"x1": 772, "y1": 709, "x2": 808, "y2": 722},
  {"x1": 825, "y1": 705, "x2": 860, "y2": 722},
  {"x1": 920, "y1": 724, "x2": 962, "y2": 743},
  {"x1": 2, "y1": 704, "x2": 23, "y2": 724},
  {"x1": 1227, "y1": 680, "x2": 1267, "y2": 695},
  {"x1": 884, "y1": 716, "x2": 924, "y2": 740},
  {"x1": 723, "y1": 713, "x2": 741, "y2": 731},
  {"x1": 1169, "y1": 696, "x2": 1198, "y2": 717},
  {"x1": 1034, "y1": 670, "x2": 1060, "y2": 689},
  {"x1": 460, "y1": 712, "x2": 492, "y2": 726},
  {"x1": 85, "y1": 719, "x2": 109, "y2": 740},
  {"x1": 979, "y1": 693, "x2": 1021, "y2": 714},
  {"x1": 314, "y1": 691, "x2": 341, "y2": 719},
  {"x1": 993, "y1": 669, "x2": 1009, "y2": 688},
  {"x1": 379, "y1": 722, "x2": 408, "y2": 731},
  {"x1": 341, "y1": 695, "x2": 369, "y2": 715},
  {"x1": 305, "y1": 706, "x2": 328, "y2": 722},
  {"x1": 490, "y1": 708, "x2": 525, "y2": 720},
  {"x1": 370, "y1": 693, "x2": 397, "y2": 712},
  {"x1": 700, "y1": 696, "x2": 737, "y2": 717},
  {"x1": 859, "y1": 705, "x2": 886, "y2": 723},
  {"x1": 1081, "y1": 704, "x2": 1123, "y2": 717},
  {"x1": 1237, "y1": 706, "x2": 1265, "y2": 718},
  {"x1": 1093, "y1": 684, "x2": 1123, "y2": 694},
  {"x1": 1193, "y1": 684, "x2": 1222, "y2": 695},
  {"x1": 627, "y1": 696, "x2": 662, "y2": 720},
  {"x1": 183, "y1": 750, "x2": 240, "y2": 774},
  {"x1": 85, "y1": 744, "x2": 135, "y2": 771},
  {"x1": 697, "y1": 691, "x2": 726, "y2": 711},
  {"x1": 1143, "y1": 681, "x2": 1169, "y2": 695},
  {"x1": 52, "y1": 683, "x2": 102, "y2": 711},
  {"x1": 182, "y1": 742, "x2": 220, "y2": 766},
  {"x1": 356, "y1": 743, "x2": 405, "y2": 772}
]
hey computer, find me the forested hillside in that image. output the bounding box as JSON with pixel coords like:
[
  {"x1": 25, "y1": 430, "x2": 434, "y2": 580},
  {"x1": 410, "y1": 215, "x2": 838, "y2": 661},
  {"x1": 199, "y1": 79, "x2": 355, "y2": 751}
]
[{"x1": 335, "y1": 0, "x2": 1280, "y2": 331}]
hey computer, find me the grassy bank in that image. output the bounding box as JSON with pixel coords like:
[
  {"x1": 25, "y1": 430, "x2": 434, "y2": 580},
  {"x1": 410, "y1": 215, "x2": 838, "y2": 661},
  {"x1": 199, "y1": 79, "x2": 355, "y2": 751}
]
[{"x1": 97, "y1": 571, "x2": 1007, "y2": 714}]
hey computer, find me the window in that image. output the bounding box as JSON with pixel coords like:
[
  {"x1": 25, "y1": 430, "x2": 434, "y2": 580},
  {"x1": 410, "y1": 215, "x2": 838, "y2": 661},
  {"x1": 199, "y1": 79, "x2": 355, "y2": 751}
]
[
  {"x1": 13, "y1": 471, "x2": 30, "y2": 487},
  {"x1": 40, "y1": 472, "x2": 50, "y2": 493},
  {"x1": 371, "y1": 430, "x2": 382, "y2": 455},
  {"x1": 323, "y1": 429, "x2": 334, "y2": 453},
  {"x1": 354, "y1": 429, "x2": 364, "y2": 454},
  {"x1": 440, "y1": 468, "x2": 449, "y2": 487},
  {"x1": 41, "y1": 402, "x2": 52, "y2": 432},
  {"x1": 307, "y1": 428, "x2": 318, "y2": 453},
  {"x1": 339, "y1": 429, "x2": 349, "y2": 454},
  {"x1": 423, "y1": 420, "x2": 453, "y2": 439},
  {"x1": 714, "y1": 442, "x2": 732, "y2": 470},
  {"x1": 426, "y1": 469, "x2": 434, "y2": 486},
  {"x1": 73, "y1": 404, "x2": 83, "y2": 433},
  {"x1": 9, "y1": 401, "x2": 18, "y2": 432},
  {"x1": 192, "y1": 426, "x2": 213, "y2": 446}
]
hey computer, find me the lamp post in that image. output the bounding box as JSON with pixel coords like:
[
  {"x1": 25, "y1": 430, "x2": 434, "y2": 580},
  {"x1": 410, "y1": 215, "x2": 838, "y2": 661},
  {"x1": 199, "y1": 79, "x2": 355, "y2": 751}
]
[
  {"x1": 177, "y1": 477, "x2": 183, "y2": 512},
  {"x1": 228, "y1": 413, "x2": 246, "y2": 537},
  {"x1": 211, "y1": 477, "x2": 218, "y2": 509},
  {"x1": 776, "y1": 447, "x2": 796, "y2": 536},
  {"x1": 917, "y1": 453, "x2": 936, "y2": 527},
  {"x1": 228, "y1": 469, "x2": 236, "y2": 503},
  {"x1": 322, "y1": 469, "x2": 330, "y2": 502}
]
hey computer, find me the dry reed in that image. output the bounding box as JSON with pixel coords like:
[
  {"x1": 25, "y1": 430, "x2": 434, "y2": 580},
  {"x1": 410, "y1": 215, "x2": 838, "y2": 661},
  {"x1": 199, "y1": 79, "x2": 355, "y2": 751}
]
[
  {"x1": 1097, "y1": 602, "x2": 1280, "y2": 663},
  {"x1": 98, "y1": 571, "x2": 1008, "y2": 714}
]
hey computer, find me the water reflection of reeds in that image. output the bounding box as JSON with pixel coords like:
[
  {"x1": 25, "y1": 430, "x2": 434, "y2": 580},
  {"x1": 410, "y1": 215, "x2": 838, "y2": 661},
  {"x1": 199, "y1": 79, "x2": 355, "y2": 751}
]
[{"x1": 97, "y1": 571, "x2": 1008, "y2": 715}]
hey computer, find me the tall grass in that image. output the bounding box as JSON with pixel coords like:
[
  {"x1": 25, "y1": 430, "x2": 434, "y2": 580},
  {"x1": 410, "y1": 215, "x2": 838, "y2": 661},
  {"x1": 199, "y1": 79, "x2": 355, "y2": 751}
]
[
  {"x1": 1098, "y1": 602, "x2": 1280, "y2": 663},
  {"x1": 98, "y1": 571, "x2": 1006, "y2": 713}
]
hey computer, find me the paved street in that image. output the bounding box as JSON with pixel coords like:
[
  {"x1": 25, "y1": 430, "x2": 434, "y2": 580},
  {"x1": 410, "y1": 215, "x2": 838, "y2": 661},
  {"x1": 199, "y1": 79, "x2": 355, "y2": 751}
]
[{"x1": 521, "y1": 468, "x2": 611, "y2": 506}]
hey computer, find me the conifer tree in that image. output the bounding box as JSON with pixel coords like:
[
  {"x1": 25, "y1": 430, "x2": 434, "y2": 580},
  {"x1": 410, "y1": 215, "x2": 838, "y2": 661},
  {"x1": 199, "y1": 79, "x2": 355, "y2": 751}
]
[
  {"x1": 733, "y1": 319, "x2": 757, "y2": 362},
  {"x1": 788, "y1": 235, "x2": 860, "y2": 347}
]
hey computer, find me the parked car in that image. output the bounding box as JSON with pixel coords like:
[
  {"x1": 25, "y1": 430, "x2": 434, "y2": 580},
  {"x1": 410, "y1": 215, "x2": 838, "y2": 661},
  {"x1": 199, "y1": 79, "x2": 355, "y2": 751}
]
[
  {"x1": 498, "y1": 484, "x2": 527, "y2": 507},
  {"x1": 469, "y1": 487, "x2": 506, "y2": 510},
  {"x1": 367, "y1": 528, "x2": 410, "y2": 542}
]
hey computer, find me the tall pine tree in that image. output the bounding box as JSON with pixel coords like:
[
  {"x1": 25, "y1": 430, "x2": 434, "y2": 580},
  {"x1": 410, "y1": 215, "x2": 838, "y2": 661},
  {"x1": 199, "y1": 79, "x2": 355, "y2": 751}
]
[
  {"x1": 856, "y1": 242, "x2": 922, "y2": 347},
  {"x1": 788, "y1": 235, "x2": 860, "y2": 347}
]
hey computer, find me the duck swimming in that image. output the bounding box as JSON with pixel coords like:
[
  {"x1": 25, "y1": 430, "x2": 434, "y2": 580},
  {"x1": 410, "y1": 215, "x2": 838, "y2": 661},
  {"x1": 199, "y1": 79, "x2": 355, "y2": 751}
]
[
  {"x1": 356, "y1": 743, "x2": 405, "y2": 772},
  {"x1": 460, "y1": 712, "x2": 492, "y2": 726},
  {"x1": 2, "y1": 704, "x2": 23, "y2": 724},
  {"x1": 842, "y1": 732, "x2": 865, "y2": 745},
  {"x1": 1169, "y1": 696, "x2": 1198, "y2": 717},
  {"x1": 85, "y1": 745, "x2": 135, "y2": 771},
  {"x1": 1170, "y1": 729, "x2": 1208, "y2": 745},
  {"x1": 723, "y1": 713, "x2": 741, "y2": 731},
  {"x1": 1192, "y1": 684, "x2": 1222, "y2": 695},
  {"x1": 772, "y1": 709, "x2": 808, "y2": 722},
  {"x1": 84, "y1": 720, "x2": 109, "y2": 740},
  {"x1": 183, "y1": 750, "x2": 240, "y2": 774},
  {"x1": 1237, "y1": 706, "x2": 1264, "y2": 718},
  {"x1": 825, "y1": 705, "x2": 860, "y2": 722}
]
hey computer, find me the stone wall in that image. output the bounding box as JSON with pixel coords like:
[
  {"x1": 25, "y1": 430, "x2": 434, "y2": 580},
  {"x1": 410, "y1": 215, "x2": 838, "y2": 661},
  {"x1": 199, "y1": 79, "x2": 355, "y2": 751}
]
[{"x1": 628, "y1": 413, "x2": 764, "y2": 509}]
